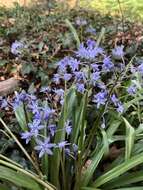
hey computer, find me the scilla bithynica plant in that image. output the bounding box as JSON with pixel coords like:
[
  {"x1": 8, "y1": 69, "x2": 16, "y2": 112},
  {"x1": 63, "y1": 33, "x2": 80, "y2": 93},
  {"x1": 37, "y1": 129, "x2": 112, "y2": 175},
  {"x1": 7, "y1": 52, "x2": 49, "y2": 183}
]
[{"x1": 1, "y1": 38, "x2": 143, "y2": 190}]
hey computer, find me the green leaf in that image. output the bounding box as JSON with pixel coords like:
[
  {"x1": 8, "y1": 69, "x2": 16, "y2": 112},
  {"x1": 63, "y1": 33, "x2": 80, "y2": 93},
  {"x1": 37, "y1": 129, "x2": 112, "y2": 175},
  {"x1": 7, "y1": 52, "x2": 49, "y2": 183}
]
[
  {"x1": 65, "y1": 19, "x2": 80, "y2": 48},
  {"x1": 123, "y1": 117, "x2": 135, "y2": 160},
  {"x1": 106, "y1": 120, "x2": 121, "y2": 138},
  {"x1": 104, "y1": 171, "x2": 143, "y2": 189},
  {"x1": 50, "y1": 87, "x2": 76, "y2": 188},
  {"x1": 81, "y1": 187, "x2": 101, "y2": 190},
  {"x1": 81, "y1": 146, "x2": 104, "y2": 186},
  {"x1": 81, "y1": 119, "x2": 121, "y2": 186},
  {"x1": 92, "y1": 152, "x2": 143, "y2": 187},
  {"x1": 136, "y1": 123, "x2": 143, "y2": 135},
  {"x1": 14, "y1": 104, "x2": 27, "y2": 131},
  {"x1": 72, "y1": 92, "x2": 87, "y2": 144},
  {"x1": 21, "y1": 63, "x2": 36, "y2": 75},
  {"x1": 114, "y1": 187, "x2": 143, "y2": 190},
  {"x1": 96, "y1": 27, "x2": 105, "y2": 47},
  {"x1": 101, "y1": 128, "x2": 109, "y2": 156},
  {"x1": 0, "y1": 165, "x2": 42, "y2": 190}
]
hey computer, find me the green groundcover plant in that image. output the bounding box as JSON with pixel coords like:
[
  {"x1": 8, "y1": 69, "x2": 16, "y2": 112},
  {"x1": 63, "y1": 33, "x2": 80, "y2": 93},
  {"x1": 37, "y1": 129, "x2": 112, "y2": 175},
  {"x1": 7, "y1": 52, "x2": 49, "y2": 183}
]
[{"x1": 1, "y1": 31, "x2": 143, "y2": 190}]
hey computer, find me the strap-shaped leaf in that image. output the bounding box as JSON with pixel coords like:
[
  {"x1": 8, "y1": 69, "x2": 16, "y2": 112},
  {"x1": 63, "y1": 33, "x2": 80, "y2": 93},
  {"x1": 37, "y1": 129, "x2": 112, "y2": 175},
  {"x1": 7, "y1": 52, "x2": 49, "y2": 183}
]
[
  {"x1": 81, "y1": 120, "x2": 121, "y2": 186},
  {"x1": 92, "y1": 152, "x2": 143, "y2": 187},
  {"x1": 114, "y1": 187, "x2": 143, "y2": 190},
  {"x1": 104, "y1": 171, "x2": 143, "y2": 189},
  {"x1": 81, "y1": 146, "x2": 104, "y2": 186},
  {"x1": 14, "y1": 104, "x2": 27, "y2": 131},
  {"x1": 65, "y1": 19, "x2": 80, "y2": 48},
  {"x1": 81, "y1": 187, "x2": 101, "y2": 190},
  {"x1": 123, "y1": 117, "x2": 135, "y2": 160},
  {"x1": 50, "y1": 87, "x2": 76, "y2": 188},
  {"x1": 0, "y1": 165, "x2": 42, "y2": 190}
]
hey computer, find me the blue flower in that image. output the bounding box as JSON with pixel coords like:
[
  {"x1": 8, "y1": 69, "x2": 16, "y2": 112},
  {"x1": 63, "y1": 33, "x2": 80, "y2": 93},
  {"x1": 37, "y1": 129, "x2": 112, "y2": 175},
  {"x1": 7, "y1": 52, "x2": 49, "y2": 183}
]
[
  {"x1": 90, "y1": 72, "x2": 100, "y2": 86},
  {"x1": 28, "y1": 119, "x2": 44, "y2": 136},
  {"x1": 40, "y1": 86, "x2": 51, "y2": 93},
  {"x1": 72, "y1": 144, "x2": 78, "y2": 154},
  {"x1": 57, "y1": 57, "x2": 69, "y2": 73},
  {"x1": 35, "y1": 138, "x2": 56, "y2": 157},
  {"x1": 11, "y1": 41, "x2": 25, "y2": 56},
  {"x1": 12, "y1": 91, "x2": 28, "y2": 110},
  {"x1": 27, "y1": 94, "x2": 37, "y2": 102},
  {"x1": 48, "y1": 124, "x2": 57, "y2": 136},
  {"x1": 130, "y1": 66, "x2": 136, "y2": 73},
  {"x1": 60, "y1": 99, "x2": 64, "y2": 105},
  {"x1": 111, "y1": 94, "x2": 124, "y2": 113},
  {"x1": 76, "y1": 83, "x2": 85, "y2": 94},
  {"x1": 138, "y1": 63, "x2": 143, "y2": 74},
  {"x1": 127, "y1": 84, "x2": 137, "y2": 95},
  {"x1": 21, "y1": 131, "x2": 33, "y2": 144},
  {"x1": 34, "y1": 110, "x2": 43, "y2": 120},
  {"x1": 76, "y1": 40, "x2": 103, "y2": 60},
  {"x1": 65, "y1": 120, "x2": 72, "y2": 135},
  {"x1": 0, "y1": 98, "x2": 8, "y2": 109},
  {"x1": 91, "y1": 63, "x2": 99, "y2": 72},
  {"x1": 63, "y1": 73, "x2": 72, "y2": 81},
  {"x1": 74, "y1": 71, "x2": 87, "y2": 82},
  {"x1": 93, "y1": 91, "x2": 108, "y2": 108},
  {"x1": 28, "y1": 100, "x2": 41, "y2": 114},
  {"x1": 117, "y1": 103, "x2": 124, "y2": 113},
  {"x1": 112, "y1": 45, "x2": 124, "y2": 60},
  {"x1": 86, "y1": 26, "x2": 96, "y2": 35},
  {"x1": 111, "y1": 94, "x2": 119, "y2": 106},
  {"x1": 53, "y1": 74, "x2": 61, "y2": 84},
  {"x1": 58, "y1": 141, "x2": 70, "y2": 148},
  {"x1": 54, "y1": 89, "x2": 64, "y2": 98},
  {"x1": 75, "y1": 18, "x2": 87, "y2": 26},
  {"x1": 68, "y1": 58, "x2": 80, "y2": 71},
  {"x1": 102, "y1": 56, "x2": 114, "y2": 72},
  {"x1": 97, "y1": 82, "x2": 106, "y2": 90},
  {"x1": 86, "y1": 39, "x2": 96, "y2": 48},
  {"x1": 42, "y1": 107, "x2": 55, "y2": 120},
  {"x1": 54, "y1": 89, "x2": 65, "y2": 105}
]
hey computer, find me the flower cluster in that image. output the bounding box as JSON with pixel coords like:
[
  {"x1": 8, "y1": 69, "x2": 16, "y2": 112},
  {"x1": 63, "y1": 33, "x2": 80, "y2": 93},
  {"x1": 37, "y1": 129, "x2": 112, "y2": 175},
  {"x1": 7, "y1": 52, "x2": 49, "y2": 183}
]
[
  {"x1": 52, "y1": 39, "x2": 125, "y2": 113},
  {"x1": 1, "y1": 90, "x2": 75, "y2": 158}
]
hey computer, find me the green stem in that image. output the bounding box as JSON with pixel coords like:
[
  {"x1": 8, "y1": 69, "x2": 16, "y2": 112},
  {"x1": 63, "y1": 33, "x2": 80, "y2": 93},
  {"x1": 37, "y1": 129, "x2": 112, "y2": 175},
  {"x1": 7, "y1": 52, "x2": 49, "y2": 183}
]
[{"x1": 42, "y1": 120, "x2": 49, "y2": 178}]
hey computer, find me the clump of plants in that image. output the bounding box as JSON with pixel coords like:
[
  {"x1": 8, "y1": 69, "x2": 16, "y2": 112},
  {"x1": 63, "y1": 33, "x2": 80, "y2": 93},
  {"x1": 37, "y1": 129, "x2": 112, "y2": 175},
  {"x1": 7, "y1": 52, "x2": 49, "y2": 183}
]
[{"x1": 1, "y1": 36, "x2": 143, "y2": 190}]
